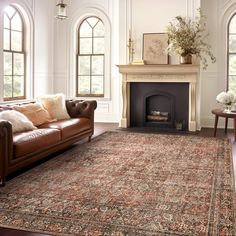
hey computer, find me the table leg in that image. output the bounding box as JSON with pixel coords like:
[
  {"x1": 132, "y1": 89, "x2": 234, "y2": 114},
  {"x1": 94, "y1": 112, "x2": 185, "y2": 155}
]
[
  {"x1": 225, "y1": 118, "x2": 228, "y2": 134},
  {"x1": 214, "y1": 115, "x2": 219, "y2": 137},
  {"x1": 234, "y1": 118, "x2": 236, "y2": 141}
]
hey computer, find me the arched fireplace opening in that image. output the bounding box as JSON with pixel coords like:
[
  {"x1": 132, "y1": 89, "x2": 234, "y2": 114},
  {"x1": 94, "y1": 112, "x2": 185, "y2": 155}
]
[{"x1": 144, "y1": 92, "x2": 175, "y2": 128}]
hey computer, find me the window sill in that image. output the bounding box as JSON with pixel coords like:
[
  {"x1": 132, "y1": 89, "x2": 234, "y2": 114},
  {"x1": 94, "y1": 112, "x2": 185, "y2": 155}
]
[
  {"x1": 72, "y1": 96, "x2": 111, "y2": 102},
  {"x1": 0, "y1": 98, "x2": 35, "y2": 105}
]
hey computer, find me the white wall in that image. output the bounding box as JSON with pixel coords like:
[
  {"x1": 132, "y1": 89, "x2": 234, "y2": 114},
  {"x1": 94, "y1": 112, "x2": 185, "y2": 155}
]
[
  {"x1": 54, "y1": 0, "x2": 202, "y2": 123},
  {"x1": 131, "y1": 1, "x2": 188, "y2": 62},
  {"x1": 200, "y1": 0, "x2": 236, "y2": 128},
  {"x1": 53, "y1": 0, "x2": 120, "y2": 123},
  {"x1": 34, "y1": 0, "x2": 55, "y2": 96},
  {"x1": 118, "y1": 0, "x2": 236, "y2": 129},
  {"x1": 119, "y1": 0, "x2": 200, "y2": 64}
]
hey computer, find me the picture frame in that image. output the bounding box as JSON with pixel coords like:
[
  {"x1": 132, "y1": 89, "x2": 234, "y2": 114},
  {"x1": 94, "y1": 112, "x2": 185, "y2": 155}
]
[{"x1": 142, "y1": 33, "x2": 169, "y2": 65}]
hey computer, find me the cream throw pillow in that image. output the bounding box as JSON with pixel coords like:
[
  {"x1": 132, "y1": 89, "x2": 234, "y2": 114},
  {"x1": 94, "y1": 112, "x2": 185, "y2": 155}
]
[
  {"x1": 14, "y1": 103, "x2": 55, "y2": 126},
  {"x1": 0, "y1": 110, "x2": 37, "y2": 133},
  {"x1": 37, "y1": 93, "x2": 70, "y2": 120}
]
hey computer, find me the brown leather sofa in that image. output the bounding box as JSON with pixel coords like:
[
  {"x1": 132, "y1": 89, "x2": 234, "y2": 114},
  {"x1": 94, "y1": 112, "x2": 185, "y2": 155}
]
[{"x1": 0, "y1": 99, "x2": 97, "y2": 186}]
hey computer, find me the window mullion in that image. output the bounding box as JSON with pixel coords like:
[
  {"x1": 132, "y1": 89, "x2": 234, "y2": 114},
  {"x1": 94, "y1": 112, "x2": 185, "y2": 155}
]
[
  {"x1": 91, "y1": 26, "x2": 94, "y2": 95},
  {"x1": 9, "y1": 15, "x2": 12, "y2": 51},
  {"x1": 90, "y1": 55, "x2": 92, "y2": 95},
  {"x1": 12, "y1": 52, "x2": 14, "y2": 98}
]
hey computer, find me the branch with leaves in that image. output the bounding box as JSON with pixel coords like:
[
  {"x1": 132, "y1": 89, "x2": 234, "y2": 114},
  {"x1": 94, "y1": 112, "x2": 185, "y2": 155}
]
[{"x1": 166, "y1": 11, "x2": 216, "y2": 69}]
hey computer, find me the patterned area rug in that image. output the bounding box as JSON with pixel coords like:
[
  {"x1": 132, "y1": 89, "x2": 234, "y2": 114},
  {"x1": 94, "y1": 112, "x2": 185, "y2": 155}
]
[{"x1": 0, "y1": 131, "x2": 235, "y2": 235}]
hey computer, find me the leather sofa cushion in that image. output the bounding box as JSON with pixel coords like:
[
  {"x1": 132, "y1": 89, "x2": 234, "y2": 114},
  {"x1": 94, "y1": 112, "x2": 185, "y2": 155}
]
[
  {"x1": 38, "y1": 118, "x2": 91, "y2": 140},
  {"x1": 13, "y1": 103, "x2": 55, "y2": 126},
  {"x1": 13, "y1": 129, "x2": 61, "y2": 158}
]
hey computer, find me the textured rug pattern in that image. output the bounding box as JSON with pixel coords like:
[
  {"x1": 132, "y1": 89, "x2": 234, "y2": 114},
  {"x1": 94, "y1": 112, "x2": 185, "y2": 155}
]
[{"x1": 0, "y1": 131, "x2": 235, "y2": 235}]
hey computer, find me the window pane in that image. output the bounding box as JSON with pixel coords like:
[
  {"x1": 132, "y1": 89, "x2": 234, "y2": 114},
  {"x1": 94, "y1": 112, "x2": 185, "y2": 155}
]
[
  {"x1": 14, "y1": 53, "x2": 24, "y2": 75},
  {"x1": 94, "y1": 21, "x2": 105, "y2": 37},
  {"x1": 229, "y1": 35, "x2": 236, "y2": 53},
  {"x1": 4, "y1": 52, "x2": 12, "y2": 75},
  {"x1": 79, "y1": 38, "x2": 92, "y2": 54},
  {"x1": 94, "y1": 38, "x2": 105, "y2": 54},
  {"x1": 4, "y1": 6, "x2": 16, "y2": 19},
  {"x1": 13, "y1": 76, "x2": 24, "y2": 97},
  {"x1": 78, "y1": 56, "x2": 90, "y2": 75},
  {"x1": 4, "y1": 15, "x2": 10, "y2": 28},
  {"x1": 11, "y1": 31, "x2": 22, "y2": 51},
  {"x1": 11, "y1": 13, "x2": 22, "y2": 31},
  {"x1": 80, "y1": 21, "x2": 92, "y2": 37},
  {"x1": 78, "y1": 76, "x2": 90, "y2": 94},
  {"x1": 4, "y1": 76, "x2": 12, "y2": 98},
  {"x1": 229, "y1": 55, "x2": 236, "y2": 74},
  {"x1": 228, "y1": 76, "x2": 236, "y2": 94},
  {"x1": 87, "y1": 17, "x2": 99, "y2": 28},
  {"x1": 92, "y1": 76, "x2": 103, "y2": 94},
  {"x1": 230, "y1": 16, "x2": 236, "y2": 33},
  {"x1": 92, "y1": 56, "x2": 103, "y2": 75},
  {"x1": 4, "y1": 29, "x2": 10, "y2": 50}
]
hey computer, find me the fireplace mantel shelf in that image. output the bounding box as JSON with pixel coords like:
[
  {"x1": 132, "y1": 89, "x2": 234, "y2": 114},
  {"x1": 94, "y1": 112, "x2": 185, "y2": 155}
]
[
  {"x1": 117, "y1": 64, "x2": 200, "y2": 132},
  {"x1": 117, "y1": 64, "x2": 199, "y2": 75}
]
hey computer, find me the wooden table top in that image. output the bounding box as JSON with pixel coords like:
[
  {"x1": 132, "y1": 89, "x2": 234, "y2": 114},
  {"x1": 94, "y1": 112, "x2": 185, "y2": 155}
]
[{"x1": 212, "y1": 108, "x2": 236, "y2": 118}]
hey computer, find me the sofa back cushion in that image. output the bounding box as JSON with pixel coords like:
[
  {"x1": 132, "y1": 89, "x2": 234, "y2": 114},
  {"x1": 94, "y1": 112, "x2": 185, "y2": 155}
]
[
  {"x1": 0, "y1": 110, "x2": 37, "y2": 133},
  {"x1": 37, "y1": 93, "x2": 70, "y2": 120},
  {"x1": 14, "y1": 103, "x2": 55, "y2": 126}
]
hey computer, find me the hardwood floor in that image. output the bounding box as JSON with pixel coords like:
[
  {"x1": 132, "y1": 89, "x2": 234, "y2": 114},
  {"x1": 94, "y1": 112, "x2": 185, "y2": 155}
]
[{"x1": 0, "y1": 123, "x2": 235, "y2": 236}]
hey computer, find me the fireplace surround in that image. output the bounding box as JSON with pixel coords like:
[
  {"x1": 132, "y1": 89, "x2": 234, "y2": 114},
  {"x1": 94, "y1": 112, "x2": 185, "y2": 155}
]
[{"x1": 118, "y1": 64, "x2": 200, "y2": 131}]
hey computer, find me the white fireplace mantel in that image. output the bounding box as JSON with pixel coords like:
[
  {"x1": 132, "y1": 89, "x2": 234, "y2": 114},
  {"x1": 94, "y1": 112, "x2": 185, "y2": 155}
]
[{"x1": 117, "y1": 64, "x2": 200, "y2": 131}]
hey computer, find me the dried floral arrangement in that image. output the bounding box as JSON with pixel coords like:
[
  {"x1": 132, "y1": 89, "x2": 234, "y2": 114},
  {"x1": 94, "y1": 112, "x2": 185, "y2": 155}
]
[{"x1": 166, "y1": 11, "x2": 216, "y2": 69}]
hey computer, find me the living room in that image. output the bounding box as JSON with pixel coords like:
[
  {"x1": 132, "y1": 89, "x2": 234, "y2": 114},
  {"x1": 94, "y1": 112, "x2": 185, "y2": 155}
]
[{"x1": 0, "y1": 0, "x2": 235, "y2": 235}]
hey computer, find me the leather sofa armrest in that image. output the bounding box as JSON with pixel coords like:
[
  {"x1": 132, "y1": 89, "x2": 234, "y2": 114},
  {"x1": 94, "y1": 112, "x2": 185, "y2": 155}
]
[
  {"x1": 0, "y1": 120, "x2": 13, "y2": 186},
  {"x1": 66, "y1": 100, "x2": 97, "y2": 119},
  {"x1": 66, "y1": 100, "x2": 97, "y2": 134}
]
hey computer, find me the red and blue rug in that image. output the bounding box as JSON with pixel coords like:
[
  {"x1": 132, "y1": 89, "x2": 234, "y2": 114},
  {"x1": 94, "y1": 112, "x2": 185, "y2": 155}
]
[{"x1": 0, "y1": 131, "x2": 235, "y2": 235}]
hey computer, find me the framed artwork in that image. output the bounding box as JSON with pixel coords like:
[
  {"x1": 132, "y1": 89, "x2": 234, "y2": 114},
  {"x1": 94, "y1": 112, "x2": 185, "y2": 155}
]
[{"x1": 143, "y1": 33, "x2": 169, "y2": 64}]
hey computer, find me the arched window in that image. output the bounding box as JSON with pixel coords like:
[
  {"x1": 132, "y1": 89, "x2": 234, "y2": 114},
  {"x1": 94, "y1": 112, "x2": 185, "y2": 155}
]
[
  {"x1": 228, "y1": 14, "x2": 236, "y2": 93},
  {"x1": 77, "y1": 16, "x2": 105, "y2": 97},
  {"x1": 3, "y1": 5, "x2": 25, "y2": 100}
]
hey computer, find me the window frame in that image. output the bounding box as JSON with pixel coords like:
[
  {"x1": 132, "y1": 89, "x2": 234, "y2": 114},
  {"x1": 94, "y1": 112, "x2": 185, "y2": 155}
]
[
  {"x1": 227, "y1": 13, "x2": 236, "y2": 91},
  {"x1": 3, "y1": 5, "x2": 26, "y2": 101},
  {"x1": 76, "y1": 16, "x2": 105, "y2": 97}
]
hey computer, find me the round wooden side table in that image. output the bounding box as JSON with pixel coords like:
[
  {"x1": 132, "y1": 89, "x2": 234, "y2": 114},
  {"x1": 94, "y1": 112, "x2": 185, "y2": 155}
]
[{"x1": 211, "y1": 108, "x2": 236, "y2": 140}]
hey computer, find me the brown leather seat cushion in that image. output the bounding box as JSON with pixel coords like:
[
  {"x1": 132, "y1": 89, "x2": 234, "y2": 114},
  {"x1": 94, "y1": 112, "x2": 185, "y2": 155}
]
[
  {"x1": 13, "y1": 129, "x2": 61, "y2": 158},
  {"x1": 38, "y1": 118, "x2": 91, "y2": 140}
]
